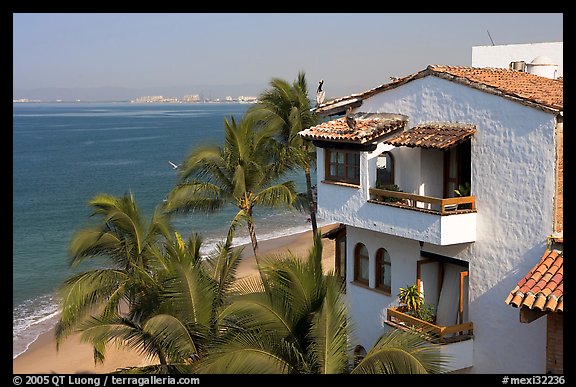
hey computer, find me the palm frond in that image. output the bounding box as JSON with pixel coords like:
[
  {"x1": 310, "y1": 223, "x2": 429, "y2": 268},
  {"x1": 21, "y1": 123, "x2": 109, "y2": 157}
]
[
  {"x1": 77, "y1": 315, "x2": 161, "y2": 365},
  {"x1": 232, "y1": 164, "x2": 248, "y2": 198},
  {"x1": 254, "y1": 181, "x2": 297, "y2": 208},
  {"x1": 195, "y1": 330, "x2": 299, "y2": 374},
  {"x1": 219, "y1": 293, "x2": 295, "y2": 337},
  {"x1": 113, "y1": 364, "x2": 192, "y2": 374},
  {"x1": 226, "y1": 209, "x2": 251, "y2": 246},
  {"x1": 68, "y1": 228, "x2": 122, "y2": 267},
  {"x1": 160, "y1": 256, "x2": 215, "y2": 328},
  {"x1": 56, "y1": 269, "x2": 130, "y2": 343},
  {"x1": 352, "y1": 327, "x2": 449, "y2": 374},
  {"x1": 293, "y1": 192, "x2": 311, "y2": 214},
  {"x1": 163, "y1": 181, "x2": 224, "y2": 214},
  {"x1": 142, "y1": 314, "x2": 200, "y2": 362},
  {"x1": 179, "y1": 145, "x2": 228, "y2": 183},
  {"x1": 307, "y1": 276, "x2": 349, "y2": 374},
  {"x1": 205, "y1": 240, "x2": 242, "y2": 303}
]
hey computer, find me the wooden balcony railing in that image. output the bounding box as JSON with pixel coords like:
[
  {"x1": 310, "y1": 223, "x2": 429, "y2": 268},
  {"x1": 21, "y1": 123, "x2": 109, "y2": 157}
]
[
  {"x1": 386, "y1": 306, "x2": 474, "y2": 344},
  {"x1": 369, "y1": 188, "x2": 476, "y2": 215}
]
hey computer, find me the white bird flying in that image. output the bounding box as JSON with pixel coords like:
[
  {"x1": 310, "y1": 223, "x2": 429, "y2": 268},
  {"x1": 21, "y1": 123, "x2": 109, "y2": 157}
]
[{"x1": 168, "y1": 161, "x2": 180, "y2": 170}]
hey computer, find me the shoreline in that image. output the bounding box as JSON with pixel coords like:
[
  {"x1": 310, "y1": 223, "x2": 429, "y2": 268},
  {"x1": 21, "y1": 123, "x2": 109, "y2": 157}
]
[{"x1": 13, "y1": 224, "x2": 338, "y2": 374}]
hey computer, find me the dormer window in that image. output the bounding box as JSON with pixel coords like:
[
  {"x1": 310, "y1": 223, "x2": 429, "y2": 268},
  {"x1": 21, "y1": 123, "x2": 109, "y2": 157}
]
[{"x1": 325, "y1": 149, "x2": 360, "y2": 185}]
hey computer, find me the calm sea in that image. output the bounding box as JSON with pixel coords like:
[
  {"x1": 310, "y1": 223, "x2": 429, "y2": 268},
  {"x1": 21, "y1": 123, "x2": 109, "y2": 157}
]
[{"x1": 13, "y1": 102, "x2": 322, "y2": 359}]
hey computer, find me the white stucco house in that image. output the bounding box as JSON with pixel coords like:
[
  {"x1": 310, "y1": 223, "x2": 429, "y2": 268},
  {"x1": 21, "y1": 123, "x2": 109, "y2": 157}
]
[{"x1": 299, "y1": 64, "x2": 563, "y2": 373}]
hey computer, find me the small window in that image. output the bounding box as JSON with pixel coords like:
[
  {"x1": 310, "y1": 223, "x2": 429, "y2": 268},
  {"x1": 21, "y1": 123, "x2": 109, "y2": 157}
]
[
  {"x1": 354, "y1": 243, "x2": 369, "y2": 285},
  {"x1": 325, "y1": 149, "x2": 360, "y2": 185},
  {"x1": 376, "y1": 151, "x2": 394, "y2": 188},
  {"x1": 375, "y1": 248, "x2": 391, "y2": 293}
]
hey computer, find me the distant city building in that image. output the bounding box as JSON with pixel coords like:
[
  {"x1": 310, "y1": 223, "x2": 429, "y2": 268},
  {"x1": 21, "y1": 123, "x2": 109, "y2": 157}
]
[
  {"x1": 128, "y1": 94, "x2": 258, "y2": 104},
  {"x1": 238, "y1": 96, "x2": 258, "y2": 103},
  {"x1": 182, "y1": 94, "x2": 201, "y2": 102},
  {"x1": 130, "y1": 95, "x2": 179, "y2": 103}
]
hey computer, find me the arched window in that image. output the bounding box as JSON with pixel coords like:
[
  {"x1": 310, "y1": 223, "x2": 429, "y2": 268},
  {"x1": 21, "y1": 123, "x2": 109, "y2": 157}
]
[
  {"x1": 376, "y1": 151, "x2": 394, "y2": 188},
  {"x1": 375, "y1": 248, "x2": 391, "y2": 293},
  {"x1": 354, "y1": 243, "x2": 369, "y2": 285}
]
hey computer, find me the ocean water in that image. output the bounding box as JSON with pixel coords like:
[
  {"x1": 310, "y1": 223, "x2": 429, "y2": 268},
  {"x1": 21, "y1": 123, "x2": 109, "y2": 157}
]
[{"x1": 13, "y1": 102, "x2": 323, "y2": 359}]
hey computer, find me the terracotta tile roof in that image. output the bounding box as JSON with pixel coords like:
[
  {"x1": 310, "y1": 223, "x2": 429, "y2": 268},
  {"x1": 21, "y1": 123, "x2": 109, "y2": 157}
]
[
  {"x1": 427, "y1": 65, "x2": 563, "y2": 111},
  {"x1": 505, "y1": 249, "x2": 563, "y2": 313},
  {"x1": 316, "y1": 65, "x2": 563, "y2": 115},
  {"x1": 383, "y1": 122, "x2": 476, "y2": 149},
  {"x1": 298, "y1": 113, "x2": 408, "y2": 144}
]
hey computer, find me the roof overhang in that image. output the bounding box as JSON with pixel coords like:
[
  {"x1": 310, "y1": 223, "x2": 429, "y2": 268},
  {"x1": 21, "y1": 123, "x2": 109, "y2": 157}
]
[
  {"x1": 299, "y1": 112, "x2": 408, "y2": 148},
  {"x1": 383, "y1": 122, "x2": 476, "y2": 149},
  {"x1": 504, "y1": 249, "x2": 564, "y2": 317},
  {"x1": 315, "y1": 98, "x2": 363, "y2": 117}
]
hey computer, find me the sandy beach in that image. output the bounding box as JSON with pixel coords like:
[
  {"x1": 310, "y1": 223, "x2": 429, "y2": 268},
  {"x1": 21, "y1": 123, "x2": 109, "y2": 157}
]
[{"x1": 13, "y1": 224, "x2": 337, "y2": 374}]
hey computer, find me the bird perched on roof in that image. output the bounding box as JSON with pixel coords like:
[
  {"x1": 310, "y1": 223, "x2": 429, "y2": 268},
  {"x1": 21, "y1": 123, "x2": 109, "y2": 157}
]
[
  {"x1": 316, "y1": 79, "x2": 325, "y2": 107},
  {"x1": 345, "y1": 106, "x2": 356, "y2": 129}
]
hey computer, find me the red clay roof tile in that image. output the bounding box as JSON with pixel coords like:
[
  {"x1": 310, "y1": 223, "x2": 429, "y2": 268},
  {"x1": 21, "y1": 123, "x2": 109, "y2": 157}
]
[
  {"x1": 298, "y1": 113, "x2": 408, "y2": 144},
  {"x1": 383, "y1": 122, "x2": 476, "y2": 149},
  {"x1": 316, "y1": 65, "x2": 563, "y2": 115},
  {"x1": 505, "y1": 249, "x2": 563, "y2": 313},
  {"x1": 427, "y1": 65, "x2": 563, "y2": 111}
]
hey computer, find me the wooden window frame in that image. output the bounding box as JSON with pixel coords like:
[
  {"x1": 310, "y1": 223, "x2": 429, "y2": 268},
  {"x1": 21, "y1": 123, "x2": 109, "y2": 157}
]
[
  {"x1": 443, "y1": 139, "x2": 471, "y2": 198},
  {"x1": 375, "y1": 248, "x2": 392, "y2": 294},
  {"x1": 353, "y1": 243, "x2": 369, "y2": 285},
  {"x1": 325, "y1": 149, "x2": 360, "y2": 185}
]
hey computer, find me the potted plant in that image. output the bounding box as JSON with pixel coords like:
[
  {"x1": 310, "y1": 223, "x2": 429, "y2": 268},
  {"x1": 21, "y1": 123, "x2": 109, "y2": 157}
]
[
  {"x1": 412, "y1": 303, "x2": 436, "y2": 323},
  {"x1": 397, "y1": 283, "x2": 435, "y2": 324},
  {"x1": 454, "y1": 182, "x2": 470, "y2": 197},
  {"x1": 454, "y1": 182, "x2": 472, "y2": 210},
  {"x1": 375, "y1": 182, "x2": 408, "y2": 204},
  {"x1": 398, "y1": 283, "x2": 423, "y2": 312}
]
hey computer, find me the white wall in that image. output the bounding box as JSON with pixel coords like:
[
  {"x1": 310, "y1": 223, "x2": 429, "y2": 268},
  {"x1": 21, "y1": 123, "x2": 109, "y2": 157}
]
[
  {"x1": 420, "y1": 148, "x2": 444, "y2": 198},
  {"x1": 471, "y1": 42, "x2": 563, "y2": 78},
  {"x1": 345, "y1": 226, "x2": 421, "y2": 349},
  {"x1": 341, "y1": 76, "x2": 558, "y2": 373}
]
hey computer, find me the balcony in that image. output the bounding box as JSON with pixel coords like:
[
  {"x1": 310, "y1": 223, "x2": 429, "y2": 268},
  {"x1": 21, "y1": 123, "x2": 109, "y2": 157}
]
[
  {"x1": 330, "y1": 188, "x2": 476, "y2": 246},
  {"x1": 313, "y1": 136, "x2": 478, "y2": 245},
  {"x1": 368, "y1": 188, "x2": 476, "y2": 215},
  {"x1": 316, "y1": 186, "x2": 477, "y2": 246},
  {"x1": 385, "y1": 306, "x2": 474, "y2": 371},
  {"x1": 386, "y1": 306, "x2": 473, "y2": 343}
]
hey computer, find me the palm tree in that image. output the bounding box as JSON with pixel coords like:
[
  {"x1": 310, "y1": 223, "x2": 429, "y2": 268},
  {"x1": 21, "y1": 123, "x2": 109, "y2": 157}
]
[
  {"x1": 163, "y1": 114, "x2": 298, "y2": 262},
  {"x1": 194, "y1": 234, "x2": 448, "y2": 374},
  {"x1": 55, "y1": 192, "x2": 172, "y2": 362},
  {"x1": 246, "y1": 71, "x2": 320, "y2": 234},
  {"x1": 71, "y1": 231, "x2": 244, "y2": 373}
]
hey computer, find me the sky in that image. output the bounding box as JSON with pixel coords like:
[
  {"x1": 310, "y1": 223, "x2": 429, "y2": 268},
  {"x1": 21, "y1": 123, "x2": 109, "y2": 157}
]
[{"x1": 12, "y1": 13, "x2": 564, "y2": 101}]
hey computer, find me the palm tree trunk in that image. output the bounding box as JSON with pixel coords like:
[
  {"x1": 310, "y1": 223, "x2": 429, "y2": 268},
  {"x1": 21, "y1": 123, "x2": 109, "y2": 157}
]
[
  {"x1": 247, "y1": 216, "x2": 258, "y2": 258},
  {"x1": 247, "y1": 215, "x2": 269, "y2": 289},
  {"x1": 304, "y1": 144, "x2": 318, "y2": 235},
  {"x1": 157, "y1": 350, "x2": 167, "y2": 366}
]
